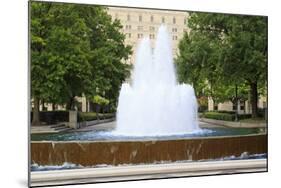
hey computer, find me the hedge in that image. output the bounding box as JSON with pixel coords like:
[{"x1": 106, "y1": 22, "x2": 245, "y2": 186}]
[
  {"x1": 207, "y1": 110, "x2": 236, "y2": 114},
  {"x1": 31, "y1": 111, "x2": 116, "y2": 124},
  {"x1": 30, "y1": 111, "x2": 69, "y2": 124},
  {"x1": 78, "y1": 112, "x2": 115, "y2": 122},
  {"x1": 202, "y1": 112, "x2": 252, "y2": 121}
]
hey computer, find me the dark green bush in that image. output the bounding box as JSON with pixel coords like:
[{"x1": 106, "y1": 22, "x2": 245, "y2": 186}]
[
  {"x1": 203, "y1": 112, "x2": 234, "y2": 121},
  {"x1": 198, "y1": 105, "x2": 208, "y2": 113},
  {"x1": 238, "y1": 114, "x2": 252, "y2": 120},
  {"x1": 31, "y1": 111, "x2": 69, "y2": 124},
  {"x1": 202, "y1": 112, "x2": 252, "y2": 121},
  {"x1": 257, "y1": 108, "x2": 266, "y2": 118},
  {"x1": 208, "y1": 110, "x2": 236, "y2": 114},
  {"x1": 78, "y1": 112, "x2": 115, "y2": 122}
]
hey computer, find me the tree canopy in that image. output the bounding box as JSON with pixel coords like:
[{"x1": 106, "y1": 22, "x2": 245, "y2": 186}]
[
  {"x1": 176, "y1": 12, "x2": 267, "y2": 118},
  {"x1": 31, "y1": 2, "x2": 131, "y2": 124}
]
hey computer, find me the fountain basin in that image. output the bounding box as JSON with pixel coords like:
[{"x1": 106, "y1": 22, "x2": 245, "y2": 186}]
[{"x1": 31, "y1": 134, "x2": 267, "y2": 166}]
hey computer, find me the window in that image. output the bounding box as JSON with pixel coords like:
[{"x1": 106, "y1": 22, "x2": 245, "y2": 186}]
[
  {"x1": 125, "y1": 25, "x2": 131, "y2": 30},
  {"x1": 150, "y1": 15, "x2": 154, "y2": 22},
  {"x1": 137, "y1": 33, "x2": 143, "y2": 38},
  {"x1": 173, "y1": 17, "x2": 176, "y2": 24},
  {"x1": 127, "y1": 14, "x2": 130, "y2": 21},
  {"x1": 172, "y1": 35, "x2": 178, "y2": 40},
  {"x1": 149, "y1": 26, "x2": 155, "y2": 31},
  {"x1": 162, "y1": 17, "x2": 165, "y2": 23},
  {"x1": 172, "y1": 28, "x2": 177, "y2": 32},
  {"x1": 184, "y1": 18, "x2": 187, "y2": 25},
  {"x1": 149, "y1": 34, "x2": 155, "y2": 39},
  {"x1": 127, "y1": 33, "x2": 131, "y2": 38},
  {"x1": 139, "y1": 15, "x2": 142, "y2": 22}
]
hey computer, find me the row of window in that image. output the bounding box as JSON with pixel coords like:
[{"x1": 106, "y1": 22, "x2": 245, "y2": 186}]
[
  {"x1": 125, "y1": 25, "x2": 179, "y2": 32},
  {"x1": 126, "y1": 33, "x2": 177, "y2": 40},
  {"x1": 115, "y1": 13, "x2": 187, "y2": 24}
]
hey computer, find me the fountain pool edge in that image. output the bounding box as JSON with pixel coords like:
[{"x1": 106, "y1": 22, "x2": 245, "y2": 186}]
[{"x1": 31, "y1": 134, "x2": 267, "y2": 166}]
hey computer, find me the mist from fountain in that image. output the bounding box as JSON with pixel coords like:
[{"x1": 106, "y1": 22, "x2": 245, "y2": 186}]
[{"x1": 115, "y1": 25, "x2": 199, "y2": 136}]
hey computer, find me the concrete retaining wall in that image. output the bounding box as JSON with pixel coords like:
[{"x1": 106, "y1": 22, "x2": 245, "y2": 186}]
[{"x1": 31, "y1": 134, "x2": 267, "y2": 166}]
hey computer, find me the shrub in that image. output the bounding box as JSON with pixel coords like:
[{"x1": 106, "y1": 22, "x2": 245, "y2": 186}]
[
  {"x1": 202, "y1": 112, "x2": 252, "y2": 121},
  {"x1": 203, "y1": 112, "x2": 234, "y2": 121},
  {"x1": 208, "y1": 110, "x2": 236, "y2": 114},
  {"x1": 238, "y1": 114, "x2": 252, "y2": 120},
  {"x1": 257, "y1": 108, "x2": 266, "y2": 118},
  {"x1": 78, "y1": 112, "x2": 115, "y2": 122},
  {"x1": 31, "y1": 111, "x2": 69, "y2": 124}
]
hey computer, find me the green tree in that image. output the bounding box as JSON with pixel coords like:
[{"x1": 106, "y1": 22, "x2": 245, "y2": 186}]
[
  {"x1": 30, "y1": 2, "x2": 131, "y2": 125},
  {"x1": 176, "y1": 12, "x2": 267, "y2": 118},
  {"x1": 91, "y1": 95, "x2": 110, "y2": 120}
]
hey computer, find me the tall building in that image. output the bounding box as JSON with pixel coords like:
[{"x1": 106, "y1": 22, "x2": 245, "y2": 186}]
[{"x1": 107, "y1": 6, "x2": 189, "y2": 65}]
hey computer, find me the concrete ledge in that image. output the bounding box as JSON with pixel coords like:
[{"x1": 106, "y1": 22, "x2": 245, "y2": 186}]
[
  {"x1": 30, "y1": 159, "x2": 267, "y2": 187},
  {"x1": 200, "y1": 118, "x2": 266, "y2": 128}
]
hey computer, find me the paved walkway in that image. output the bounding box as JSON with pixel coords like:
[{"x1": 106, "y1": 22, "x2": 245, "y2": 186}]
[{"x1": 71, "y1": 121, "x2": 116, "y2": 132}]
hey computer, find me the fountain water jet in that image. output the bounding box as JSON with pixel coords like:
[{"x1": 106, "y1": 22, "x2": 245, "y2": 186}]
[{"x1": 115, "y1": 25, "x2": 199, "y2": 136}]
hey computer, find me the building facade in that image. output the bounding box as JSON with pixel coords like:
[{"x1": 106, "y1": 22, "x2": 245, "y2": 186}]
[
  {"x1": 107, "y1": 6, "x2": 189, "y2": 65},
  {"x1": 208, "y1": 96, "x2": 267, "y2": 114}
]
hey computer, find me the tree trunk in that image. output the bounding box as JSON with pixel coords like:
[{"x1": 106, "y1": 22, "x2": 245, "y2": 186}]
[
  {"x1": 96, "y1": 104, "x2": 100, "y2": 121},
  {"x1": 52, "y1": 103, "x2": 56, "y2": 111},
  {"x1": 32, "y1": 97, "x2": 40, "y2": 126},
  {"x1": 42, "y1": 100, "x2": 45, "y2": 111},
  {"x1": 67, "y1": 96, "x2": 75, "y2": 110},
  {"x1": 250, "y1": 82, "x2": 258, "y2": 118},
  {"x1": 235, "y1": 85, "x2": 239, "y2": 122}
]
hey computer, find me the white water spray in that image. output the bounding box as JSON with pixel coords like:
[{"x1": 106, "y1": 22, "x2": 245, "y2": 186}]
[{"x1": 115, "y1": 25, "x2": 199, "y2": 136}]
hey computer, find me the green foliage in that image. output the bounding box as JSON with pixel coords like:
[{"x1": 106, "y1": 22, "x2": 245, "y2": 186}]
[
  {"x1": 78, "y1": 112, "x2": 114, "y2": 122},
  {"x1": 92, "y1": 95, "x2": 109, "y2": 106},
  {"x1": 203, "y1": 112, "x2": 234, "y2": 121},
  {"x1": 176, "y1": 12, "x2": 267, "y2": 116},
  {"x1": 30, "y1": 2, "x2": 132, "y2": 110},
  {"x1": 202, "y1": 112, "x2": 252, "y2": 121}
]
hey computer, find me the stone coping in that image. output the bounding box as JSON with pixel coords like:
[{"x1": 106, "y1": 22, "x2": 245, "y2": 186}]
[
  {"x1": 30, "y1": 133, "x2": 267, "y2": 143},
  {"x1": 30, "y1": 159, "x2": 267, "y2": 187}
]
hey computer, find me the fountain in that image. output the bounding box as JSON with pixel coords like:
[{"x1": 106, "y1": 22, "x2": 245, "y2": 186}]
[
  {"x1": 30, "y1": 26, "x2": 267, "y2": 175},
  {"x1": 115, "y1": 25, "x2": 199, "y2": 136}
]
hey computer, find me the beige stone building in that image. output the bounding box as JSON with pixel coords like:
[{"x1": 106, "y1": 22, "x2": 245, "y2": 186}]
[
  {"x1": 208, "y1": 96, "x2": 267, "y2": 114},
  {"x1": 107, "y1": 6, "x2": 189, "y2": 64}
]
